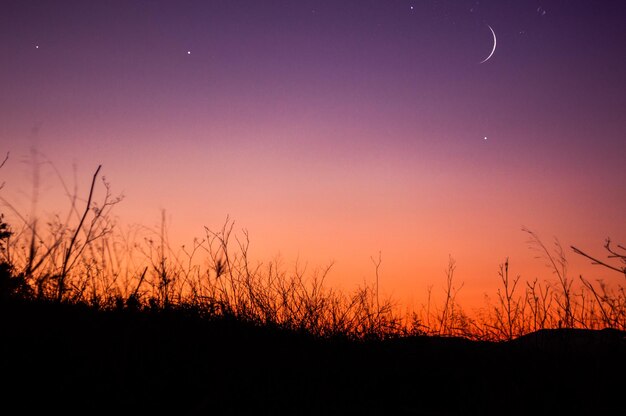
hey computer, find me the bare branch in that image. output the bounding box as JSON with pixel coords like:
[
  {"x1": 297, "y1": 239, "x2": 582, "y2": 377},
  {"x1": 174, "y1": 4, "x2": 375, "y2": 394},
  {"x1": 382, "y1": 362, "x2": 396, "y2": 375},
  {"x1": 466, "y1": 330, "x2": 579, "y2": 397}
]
[{"x1": 571, "y1": 245, "x2": 625, "y2": 276}]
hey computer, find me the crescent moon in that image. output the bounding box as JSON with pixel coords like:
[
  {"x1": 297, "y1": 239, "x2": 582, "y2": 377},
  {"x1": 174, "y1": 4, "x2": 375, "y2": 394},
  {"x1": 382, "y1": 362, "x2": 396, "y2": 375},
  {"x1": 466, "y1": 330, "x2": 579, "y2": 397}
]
[{"x1": 480, "y1": 25, "x2": 496, "y2": 64}]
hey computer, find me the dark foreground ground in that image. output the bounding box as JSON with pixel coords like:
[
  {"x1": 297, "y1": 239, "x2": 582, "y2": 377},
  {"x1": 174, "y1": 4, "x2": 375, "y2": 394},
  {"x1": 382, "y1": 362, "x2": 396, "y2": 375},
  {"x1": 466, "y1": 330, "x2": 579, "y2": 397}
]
[{"x1": 1, "y1": 299, "x2": 624, "y2": 415}]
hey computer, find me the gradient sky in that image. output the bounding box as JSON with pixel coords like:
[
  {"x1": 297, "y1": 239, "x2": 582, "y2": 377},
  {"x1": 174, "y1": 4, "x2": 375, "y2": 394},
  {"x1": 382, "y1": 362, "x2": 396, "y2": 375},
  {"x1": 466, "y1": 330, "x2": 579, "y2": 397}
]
[{"x1": 1, "y1": 0, "x2": 625, "y2": 308}]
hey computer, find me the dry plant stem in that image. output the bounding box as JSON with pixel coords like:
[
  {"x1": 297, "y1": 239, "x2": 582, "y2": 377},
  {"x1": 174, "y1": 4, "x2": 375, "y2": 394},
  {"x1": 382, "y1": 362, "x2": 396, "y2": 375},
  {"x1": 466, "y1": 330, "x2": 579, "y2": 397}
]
[
  {"x1": 496, "y1": 258, "x2": 521, "y2": 340},
  {"x1": 0, "y1": 151, "x2": 8, "y2": 190},
  {"x1": 26, "y1": 147, "x2": 41, "y2": 281},
  {"x1": 159, "y1": 209, "x2": 169, "y2": 307},
  {"x1": 425, "y1": 285, "x2": 433, "y2": 333},
  {"x1": 525, "y1": 278, "x2": 553, "y2": 332},
  {"x1": 2, "y1": 159, "x2": 82, "y2": 280},
  {"x1": 0, "y1": 200, "x2": 64, "y2": 278},
  {"x1": 523, "y1": 228, "x2": 573, "y2": 328},
  {"x1": 0, "y1": 151, "x2": 8, "y2": 170},
  {"x1": 58, "y1": 165, "x2": 101, "y2": 302},
  {"x1": 370, "y1": 251, "x2": 382, "y2": 319},
  {"x1": 439, "y1": 256, "x2": 462, "y2": 335},
  {"x1": 605, "y1": 240, "x2": 626, "y2": 265},
  {"x1": 579, "y1": 275, "x2": 625, "y2": 329},
  {"x1": 571, "y1": 244, "x2": 626, "y2": 277}
]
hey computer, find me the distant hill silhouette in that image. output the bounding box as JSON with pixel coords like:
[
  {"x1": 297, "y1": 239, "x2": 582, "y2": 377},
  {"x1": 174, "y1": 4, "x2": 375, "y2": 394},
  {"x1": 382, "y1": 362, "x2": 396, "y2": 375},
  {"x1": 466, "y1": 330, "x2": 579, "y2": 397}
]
[{"x1": 2, "y1": 297, "x2": 624, "y2": 415}]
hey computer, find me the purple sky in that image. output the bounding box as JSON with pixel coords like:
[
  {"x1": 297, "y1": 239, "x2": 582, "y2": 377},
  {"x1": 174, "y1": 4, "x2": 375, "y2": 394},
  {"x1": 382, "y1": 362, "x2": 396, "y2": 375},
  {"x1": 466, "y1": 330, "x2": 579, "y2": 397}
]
[{"x1": 1, "y1": 0, "x2": 625, "y2": 306}]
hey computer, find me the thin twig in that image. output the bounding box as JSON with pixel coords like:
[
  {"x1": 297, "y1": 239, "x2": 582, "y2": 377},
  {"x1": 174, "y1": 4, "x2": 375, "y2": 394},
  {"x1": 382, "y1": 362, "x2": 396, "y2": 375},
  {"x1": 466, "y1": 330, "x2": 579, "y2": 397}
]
[{"x1": 58, "y1": 165, "x2": 101, "y2": 302}]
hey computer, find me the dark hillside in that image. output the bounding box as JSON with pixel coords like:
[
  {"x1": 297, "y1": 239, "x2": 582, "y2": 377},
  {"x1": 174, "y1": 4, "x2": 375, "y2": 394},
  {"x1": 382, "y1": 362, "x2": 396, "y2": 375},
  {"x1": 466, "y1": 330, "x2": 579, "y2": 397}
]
[{"x1": 2, "y1": 299, "x2": 624, "y2": 415}]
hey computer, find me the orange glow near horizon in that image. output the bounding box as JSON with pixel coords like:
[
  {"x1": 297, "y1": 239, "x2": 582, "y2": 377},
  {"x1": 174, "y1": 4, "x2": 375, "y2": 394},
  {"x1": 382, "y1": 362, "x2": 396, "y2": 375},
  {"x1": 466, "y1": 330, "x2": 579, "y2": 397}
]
[
  {"x1": 1, "y1": 1, "x2": 625, "y2": 316},
  {"x1": 1, "y1": 146, "x2": 622, "y2": 313}
]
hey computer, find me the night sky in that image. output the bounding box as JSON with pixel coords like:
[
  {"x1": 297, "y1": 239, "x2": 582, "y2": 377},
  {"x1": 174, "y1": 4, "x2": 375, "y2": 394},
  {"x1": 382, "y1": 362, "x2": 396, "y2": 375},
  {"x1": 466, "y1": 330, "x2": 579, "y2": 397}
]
[{"x1": 1, "y1": 0, "x2": 625, "y2": 307}]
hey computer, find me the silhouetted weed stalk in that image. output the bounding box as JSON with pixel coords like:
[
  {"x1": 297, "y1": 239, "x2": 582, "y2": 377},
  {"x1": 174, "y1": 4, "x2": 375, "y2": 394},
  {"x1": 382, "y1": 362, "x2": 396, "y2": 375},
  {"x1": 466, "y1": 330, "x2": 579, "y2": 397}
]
[{"x1": 1, "y1": 161, "x2": 625, "y2": 340}]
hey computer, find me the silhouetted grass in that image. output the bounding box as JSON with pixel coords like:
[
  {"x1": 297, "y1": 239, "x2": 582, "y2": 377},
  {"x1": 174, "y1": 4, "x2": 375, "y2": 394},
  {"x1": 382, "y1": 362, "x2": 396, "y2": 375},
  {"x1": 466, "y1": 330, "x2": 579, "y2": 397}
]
[
  {"x1": 2, "y1": 164, "x2": 626, "y2": 415},
  {"x1": 1, "y1": 164, "x2": 625, "y2": 340}
]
